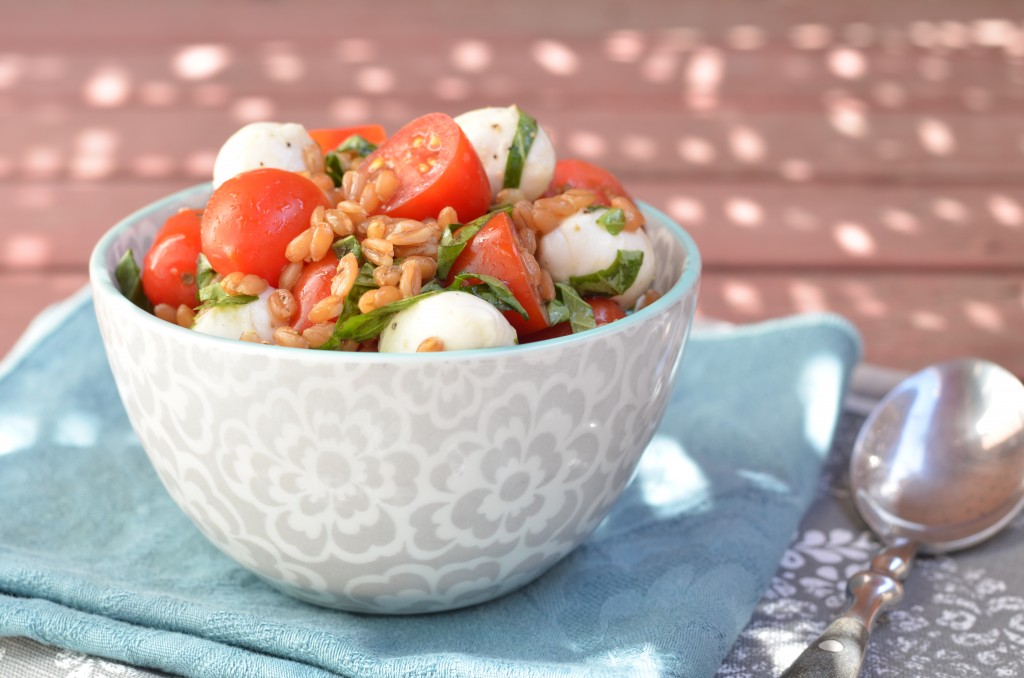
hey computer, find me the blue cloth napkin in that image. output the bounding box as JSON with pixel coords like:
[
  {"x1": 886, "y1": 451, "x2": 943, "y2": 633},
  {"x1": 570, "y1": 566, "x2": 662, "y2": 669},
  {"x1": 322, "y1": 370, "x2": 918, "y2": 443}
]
[{"x1": 0, "y1": 294, "x2": 860, "y2": 678}]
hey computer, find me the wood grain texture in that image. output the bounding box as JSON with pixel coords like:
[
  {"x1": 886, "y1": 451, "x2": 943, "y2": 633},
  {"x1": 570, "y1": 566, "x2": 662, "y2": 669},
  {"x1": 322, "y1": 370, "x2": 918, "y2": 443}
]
[{"x1": 1, "y1": 0, "x2": 1022, "y2": 377}]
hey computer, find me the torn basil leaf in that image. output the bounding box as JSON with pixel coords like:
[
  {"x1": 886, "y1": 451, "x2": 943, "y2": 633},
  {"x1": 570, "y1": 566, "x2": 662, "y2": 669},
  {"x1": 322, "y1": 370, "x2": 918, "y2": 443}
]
[
  {"x1": 448, "y1": 272, "x2": 528, "y2": 319},
  {"x1": 324, "y1": 152, "x2": 345, "y2": 187},
  {"x1": 568, "y1": 250, "x2": 643, "y2": 297},
  {"x1": 328, "y1": 290, "x2": 445, "y2": 343},
  {"x1": 596, "y1": 207, "x2": 626, "y2": 236},
  {"x1": 195, "y1": 254, "x2": 257, "y2": 310},
  {"x1": 323, "y1": 135, "x2": 379, "y2": 188},
  {"x1": 503, "y1": 106, "x2": 538, "y2": 190},
  {"x1": 331, "y1": 235, "x2": 363, "y2": 263},
  {"x1": 548, "y1": 283, "x2": 596, "y2": 334},
  {"x1": 115, "y1": 249, "x2": 152, "y2": 312},
  {"x1": 336, "y1": 134, "x2": 378, "y2": 157},
  {"x1": 434, "y1": 205, "x2": 513, "y2": 280}
]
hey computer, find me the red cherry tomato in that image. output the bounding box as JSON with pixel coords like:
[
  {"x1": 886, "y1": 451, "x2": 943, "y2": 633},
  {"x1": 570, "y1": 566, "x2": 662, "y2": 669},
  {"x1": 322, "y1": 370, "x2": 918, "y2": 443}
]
[
  {"x1": 543, "y1": 159, "x2": 631, "y2": 206},
  {"x1": 141, "y1": 209, "x2": 203, "y2": 308},
  {"x1": 308, "y1": 125, "x2": 387, "y2": 154},
  {"x1": 361, "y1": 112, "x2": 490, "y2": 222},
  {"x1": 200, "y1": 168, "x2": 330, "y2": 286},
  {"x1": 445, "y1": 212, "x2": 548, "y2": 336},
  {"x1": 523, "y1": 297, "x2": 626, "y2": 342},
  {"x1": 290, "y1": 252, "x2": 338, "y2": 332}
]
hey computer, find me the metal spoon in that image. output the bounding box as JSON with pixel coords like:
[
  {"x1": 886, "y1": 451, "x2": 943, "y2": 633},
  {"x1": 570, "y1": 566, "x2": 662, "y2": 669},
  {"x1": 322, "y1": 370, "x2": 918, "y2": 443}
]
[{"x1": 781, "y1": 358, "x2": 1024, "y2": 678}]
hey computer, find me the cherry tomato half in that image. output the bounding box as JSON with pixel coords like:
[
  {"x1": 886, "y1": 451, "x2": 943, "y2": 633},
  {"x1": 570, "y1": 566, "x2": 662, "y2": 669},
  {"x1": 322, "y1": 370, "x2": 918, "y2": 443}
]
[
  {"x1": 523, "y1": 297, "x2": 626, "y2": 342},
  {"x1": 141, "y1": 209, "x2": 203, "y2": 308},
  {"x1": 290, "y1": 252, "x2": 338, "y2": 332},
  {"x1": 308, "y1": 125, "x2": 387, "y2": 154},
  {"x1": 543, "y1": 159, "x2": 631, "y2": 206},
  {"x1": 361, "y1": 112, "x2": 490, "y2": 222},
  {"x1": 446, "y1": 211, "x2": 548, "y2": 336},
  {"x1": 200, "y1": 168, "x2": 330, "y2": 286}
]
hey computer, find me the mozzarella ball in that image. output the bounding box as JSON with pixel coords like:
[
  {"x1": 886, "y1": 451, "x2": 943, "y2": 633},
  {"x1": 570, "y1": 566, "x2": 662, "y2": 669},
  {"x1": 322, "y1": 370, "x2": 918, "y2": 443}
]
[
  {"x1": 378, "y1": 292, "x2": 517, "y2": 353},
  {"x1": 537, "y1": 209, "x2": 657, "y2": 310},
  {"x1": 212, "y1": 122, "x2": 316, "y2": 189},
  {"x1": 454, "y1": 105, "x2": 555, "y2": 201},
  {"x1": 192, "y1": 288, "x2": 284, "y2": 342}
]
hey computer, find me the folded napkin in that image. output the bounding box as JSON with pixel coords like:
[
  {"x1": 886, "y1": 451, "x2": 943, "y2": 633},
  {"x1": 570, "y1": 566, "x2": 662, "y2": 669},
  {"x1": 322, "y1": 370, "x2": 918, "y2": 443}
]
[{"x1": 0, "y1": 294, "x2": 860, "y2": 678}]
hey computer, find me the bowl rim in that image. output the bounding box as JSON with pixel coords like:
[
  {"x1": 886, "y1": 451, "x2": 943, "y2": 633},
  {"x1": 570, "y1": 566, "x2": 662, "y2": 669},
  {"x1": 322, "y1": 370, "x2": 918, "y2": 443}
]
[{"x1": 89, "y1": 182, "x2": 702, "y2": 362}]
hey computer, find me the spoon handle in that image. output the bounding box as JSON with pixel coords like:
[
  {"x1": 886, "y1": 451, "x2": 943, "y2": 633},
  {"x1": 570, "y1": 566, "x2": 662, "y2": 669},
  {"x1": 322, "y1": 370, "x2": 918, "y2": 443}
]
[{"x1": 780, "y1": 539, "x2": 917, "y2": 678}]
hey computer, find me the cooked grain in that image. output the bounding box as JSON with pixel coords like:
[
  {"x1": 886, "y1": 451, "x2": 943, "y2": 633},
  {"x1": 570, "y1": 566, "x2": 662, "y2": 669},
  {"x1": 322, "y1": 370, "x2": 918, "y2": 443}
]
[
  {"x1": 399, "y1": 259, "x2": 422, "y2": 298},
  {"x1": 372, "y1": 264, "x2": 402, "y2": 288},
  {"x1": 302, "y1": 322, "x2": 334, "y2": 348},
  {"x1": 309, "y1": 221, "x2": 334, "y2": 262},
  {"x1": 278, "y1": 261, "x2": 303, "y2": 291},
  {"x1": 331, "y1": 253, "x2": 359, "y2": 298},
  {"x1": 362, "y1": 238, "x2": 395, "y2": 267},
  {"x1": 309, "y1": 294, "x2": 345, "y2": 324},
  {"x1": 417, "y1": 337, "x2": 444, "y2": 352},
  {"x1": 273, "y1": 326, "x2": 309, "y2": 349},
  {"x1": 612, "y1": 196, "x2": 644, "y2": 231},
  {"x1": 268, "y1": 288, "x2": 297, "y2": 322},
  {"x1": 154, "y1": 303, "x2": 176, "y2": 324},
  {"x1": 285, "y1": 228, "x2": 314, "y2": 263}
]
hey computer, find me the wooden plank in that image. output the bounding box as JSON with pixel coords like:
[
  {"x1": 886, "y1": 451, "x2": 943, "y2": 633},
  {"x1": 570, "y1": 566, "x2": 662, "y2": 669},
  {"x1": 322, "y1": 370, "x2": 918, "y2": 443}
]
[
  {"x1": 3, "y1": 180, "x2": 1023, "y2": 271},
  {"x1": 699, "y1": 271, "x2": 1024, "y2": 376}
]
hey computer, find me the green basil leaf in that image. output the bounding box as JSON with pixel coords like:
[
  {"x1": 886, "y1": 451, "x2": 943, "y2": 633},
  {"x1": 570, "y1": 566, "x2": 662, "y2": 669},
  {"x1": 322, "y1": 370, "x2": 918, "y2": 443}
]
[
  {"x1": 448, "y1": 272, "x2": 528, "y2": 319},
  {"x1": 315, "y1": 292, "x2": 364, "y2": 351},
  {"x1": 596, "y1": 207, "x2": 626, "y2": 236},
  {"x1": 115, "y1": 249, "x2": 152, "y2": 312},
  {"x1": 336, "y1": 134, "x2": 377, "y2": 157},
  {"x1": 569, "y1": 250, "x2": 643, "y2": 298},
  {"x1": 324, "y1": 152, "x2": 345, "y2": 187},
  {"x1": 331, "y1": 235, "x2": 363, "y2": 263},
  {"x1": 355, "y1": 262, "x2": 378, "y2": 288},
  {"x1": 195, "y1": 254, "x2": 256, "y2": 310},
  {"x1": 555, "y1": 283, "x2": 596, "y2": 333},
  {"x1": 420, "y1": 279, "x2": 445, "y2": 294},
  {"x1": 584, "y1": 204, "x2": 604, "y2": 213},
  {"x1": 434, "y1": 205, "x2": 513, "y2": 280},
  {"x1": 331, "y1": 290, "x2": 445, "y2": 343},
  {"x1": 503, "y1": 106, "x2": 538, "y2": 190}
]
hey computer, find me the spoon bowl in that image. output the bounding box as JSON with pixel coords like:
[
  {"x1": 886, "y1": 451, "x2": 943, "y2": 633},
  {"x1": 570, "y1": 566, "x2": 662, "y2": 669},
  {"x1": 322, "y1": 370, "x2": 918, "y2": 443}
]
[{"x1": 782, "y1": 358, "x2": 1024, "y2": 678}]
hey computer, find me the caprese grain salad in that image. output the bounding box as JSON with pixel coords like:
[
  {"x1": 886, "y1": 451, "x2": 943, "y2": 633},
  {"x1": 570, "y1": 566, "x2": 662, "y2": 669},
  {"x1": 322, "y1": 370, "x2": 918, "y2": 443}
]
[{"x1": 116, "y1": 105, "x2": 659, "y2": 352}]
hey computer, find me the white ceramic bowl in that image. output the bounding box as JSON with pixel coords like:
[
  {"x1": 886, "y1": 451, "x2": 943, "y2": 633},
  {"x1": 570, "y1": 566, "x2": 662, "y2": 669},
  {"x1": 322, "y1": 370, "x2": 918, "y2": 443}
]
[{"x1": 89, "y1": 184, "x2": 701, "y2": 614}]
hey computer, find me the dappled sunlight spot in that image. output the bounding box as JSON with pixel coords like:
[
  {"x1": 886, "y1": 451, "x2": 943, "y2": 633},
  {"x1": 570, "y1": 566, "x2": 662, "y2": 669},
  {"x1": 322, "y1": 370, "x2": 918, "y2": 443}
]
[
  {"x1": 931, "y1": 197, "x2": 968, "y2": 223},
  {"x1": 335, "y1": 39, "x2": 375, "y2": 63},
  {"x1": 604, "y1": 30, "x2": 646, "y2": 63},
  {"x1": 70, "y1": 128, "x2": 118, "y2": 180},
  {"x1": 677, "y1": 136, "x2": 716, "y2": 165},
  {"x1": 3, "y1": 233, "x2": 50, "y2": 268},
  {"x1": 54, "y1": 412, "x2": 100, "y2": 448},
  {"x1": 231, "y1": 97, "x2": 275, "y2": 122},
  {"x1": 834, "y1": 222, "x2": 877, "y2": 257},
  {"x1": 330, "y1": 97, "x2": 371, "y2": 123},
  {"x1": 918, "y1": 118, "x2": 955, "y2": 156},
  {"x1": 641, "y1": 49, "x2": 678, "y2": 84},
  {"x1": 726, "y1": 25, "x2": 766, "y2": 51},
  {"x1": 173, "y1": 44, "x2": 231, "y2": 81},
  {"x1": 827, "y1": 47, "x2": 867, "y2": 80},
  {"x1": 192, "y1": 83, "x2": 229, "y2": 108},
  {"x1": 911, "y1": 310, "x2": 947, "y2": 331},
  {"x1": 826, "y1": 95, "x2": 869, "y2": 138},
  {"x1": 779, "y1": 159, "x2": 814, "y2": 182},
  {"x1": 566, "y1": 130, "x2": 606, "y2": 159},
  {"x1": 184, "y1": 150, "x2": 216, "y2": 178},
  {"x1": 918, "y1": 55, "x2": 950, "y2": 82},
  {"x1": 789, "y1": 279, "x2": 828, "y2": 313},
  {"x1": 783, "y1": 207, "x2": 818, "y2": 232},
  {"x1": 262, "y1": 43, "x2": 305, "y2": 83},
  {"x1": 987, "y1": 194, "x2": 1023, "y2": 228},
  {"x1": 451, "y1": 39, "x2": 492, "y2": 73},
  {"x1": 937, "y1": 21, "x2": 970, "y2": 49},
  {"x1": 729, "y1": 125, "x2": 766, "y2": 163},
  {"x1": 798, "y1": 353, "x2": 845, "y2": 454},
  {"x1": 531, "y1": 40, "x2": 579, "y2": 76},
  {"x1": 22, "y1": 145, "x2": 62, "y2": 179},
  {"x1": 872, "y1": 81, "x2": 906, "y2": 109},
  {"x1": 83, "y1": 66, "x2": 131, "y2": 107},
  {"x1": 745, "y1": 623, "x2": 814, "y2": 676},
  {"x1": 790, "y1": 24, "x2": 833, "y2": 50},
  {"x1": 356, "y1": 66, "x2": 395, "y2": 94},
  {"x1": 880, "y1": 208, "x2": 919, "y2": 234},
  {"x1": 0, "y1": 54, "x2": 23, "y2": 89},
  {"x1": 666, "y1": 196, "x2": 705, "y2": 225},
  {"x1": 139, "y1": 80, "x2": 178, "y2": 107},
  {"x1": 637, "y1": 434, "x2": 709, "y2": 516},
  {"x1": 844, "y1": 281, "x2": 886, "y2": 318},
  {"x1": 433, "y1": 76, "x2": 469, "y2": 101},
  {"x1": 132, "y1": 154, "x2": 175, "y2": 178},
  {"x1": 909, "y1": 22, "x2": 938, "y2": 49},
  {"x1": 844, "y1": 23, "x2": 876, "y2": 48},
  {"x1": 725, "y1": 197, "x2": 764, "y2": 227},
  {"x1": 722, "y1": 280, "x2": 763, "y2": 315},
  {"x1": 621, "y1": 134, "x2": 656, "y2": 161},
  {"x1": 964, "y1": 301, "x2": 1005, "y2": 332},
  {"x1": 684, "y1": 48, "x2": 723, "y2": 110},
  {"x1": 0, "y1": 415, "x2": 39, "y2": 456}
]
